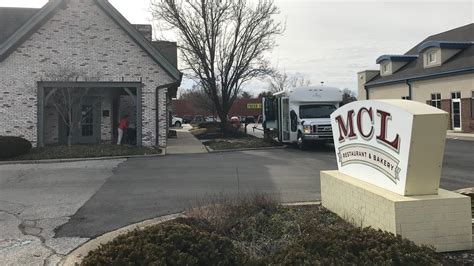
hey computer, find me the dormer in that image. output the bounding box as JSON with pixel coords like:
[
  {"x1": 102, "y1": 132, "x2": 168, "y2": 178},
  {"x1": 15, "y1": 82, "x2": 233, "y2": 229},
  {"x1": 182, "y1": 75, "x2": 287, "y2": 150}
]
[
  {"x1": 376, "y1": 55, "x2": 418, "y2": 76},
  {"x1": 417, "y1": 41, "x2": 473, "y2": 68}
]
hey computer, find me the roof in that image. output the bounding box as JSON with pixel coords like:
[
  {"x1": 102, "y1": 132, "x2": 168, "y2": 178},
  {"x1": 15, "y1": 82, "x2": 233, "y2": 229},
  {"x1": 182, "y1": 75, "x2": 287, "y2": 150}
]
[
  {"x1": 375, "y1": 55, "x2": 418, "y2": 64},
  {"x1": 0, "y1": 0, "x2": 182, "y2": 82},
  {"x1": 0, "y1": 7, "x2": 39, "y2": 44},
  {"x1": 366, "y1": 23, "x2": 474, "y2": 87},
  {"x1": 417, "y1": 41, "x2": 473, "y2": 53}
]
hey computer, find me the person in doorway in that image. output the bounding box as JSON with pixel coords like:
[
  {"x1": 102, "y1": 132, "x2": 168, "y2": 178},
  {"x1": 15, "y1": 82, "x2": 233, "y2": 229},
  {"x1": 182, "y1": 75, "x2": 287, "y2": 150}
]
[{"x1": 117, "y1": 115, "x2": 129, "y2": 145}]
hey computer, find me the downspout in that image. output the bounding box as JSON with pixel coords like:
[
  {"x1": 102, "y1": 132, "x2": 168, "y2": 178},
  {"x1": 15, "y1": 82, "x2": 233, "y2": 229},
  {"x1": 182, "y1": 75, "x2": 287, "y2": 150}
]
[
  {"x1": 406, "y1": 80, "x2": 412, "y2": 100},
  {"x1": 364, "y1": 85, "x2": 369, "y2": 100},
  {"x1": 155, "y1": 80, "x2": 181, "y2": 146}
]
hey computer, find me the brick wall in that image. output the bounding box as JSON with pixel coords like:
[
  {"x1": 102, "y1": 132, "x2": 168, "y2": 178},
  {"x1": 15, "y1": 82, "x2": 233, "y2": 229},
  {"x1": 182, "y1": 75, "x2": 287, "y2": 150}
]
[
  {"x1": 0, "y1": 0, "x2": 173, "y2": 146},
  {"x1": 440, "y1": 99, "x2": 452, "y2": 130},
  {"x1": 157, "y1": 88, "x2": 168, "y2": 147},
  {"x1": 460, "y1": 98, "x2": 473, "y2": 133}
]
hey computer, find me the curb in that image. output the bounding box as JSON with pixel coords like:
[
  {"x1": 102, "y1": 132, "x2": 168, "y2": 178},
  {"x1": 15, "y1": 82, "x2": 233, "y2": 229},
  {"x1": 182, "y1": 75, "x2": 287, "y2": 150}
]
[
  {"x1": 446, "y1": 135, "x2": 474, "y2": 141},
  {"x1": 59, "y1": 213, "x2": 184, "y2": 266},
  {"x1": 205, "y1": 145, "x2": 288, "y2": 153},
  {"x1": 283, "y1": 201, "x2": 321, "y2": 206},
  {"x1": 0, "y1": 153, "x2": 164, "y2": 165}
]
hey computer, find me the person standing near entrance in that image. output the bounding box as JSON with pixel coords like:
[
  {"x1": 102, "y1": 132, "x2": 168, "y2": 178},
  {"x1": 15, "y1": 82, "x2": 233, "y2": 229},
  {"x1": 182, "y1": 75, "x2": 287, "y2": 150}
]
[{"x1": 117, "y1": 115, "x2": 129, "y2": 145}]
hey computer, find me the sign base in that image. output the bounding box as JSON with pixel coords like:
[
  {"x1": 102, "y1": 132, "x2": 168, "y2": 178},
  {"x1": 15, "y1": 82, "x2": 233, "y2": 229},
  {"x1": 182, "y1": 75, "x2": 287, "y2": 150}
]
[{"x1": 321, "y1": 170, "x2": 472, "y2": 252}]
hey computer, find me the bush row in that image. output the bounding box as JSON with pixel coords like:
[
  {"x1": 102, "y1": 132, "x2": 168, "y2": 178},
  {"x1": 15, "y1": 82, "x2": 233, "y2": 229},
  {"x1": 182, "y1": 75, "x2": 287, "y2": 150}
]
[
  {"x1": 82, "y1": 195, "x2": 440, "y2": 265},
  {"x1": 0, "y1": 136, "x2": 32, "y2": 159}
]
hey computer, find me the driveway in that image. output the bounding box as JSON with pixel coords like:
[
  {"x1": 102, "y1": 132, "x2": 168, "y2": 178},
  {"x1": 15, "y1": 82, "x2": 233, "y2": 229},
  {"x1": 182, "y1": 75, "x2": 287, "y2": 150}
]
[
  {"x1": 1, "y1": 139, "x2": 472, "y2": 264},
  {"x1": 0, "y1": 160, "x2": 124, "y2": 265},
  {"x1": 56, "y1": 139, "x2": 473, "y2": 238}
]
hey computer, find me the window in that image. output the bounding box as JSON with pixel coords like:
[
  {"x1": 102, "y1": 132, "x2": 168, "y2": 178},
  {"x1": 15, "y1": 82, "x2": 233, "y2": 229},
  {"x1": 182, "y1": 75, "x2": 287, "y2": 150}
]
[
  {"x1": 299, "y1": 104, "x2": 336, "y2": 119},
  {"x1": 471, "y1": 91, "x2": 474, "y2": 118},
  {"x1": 401, "y1": 96, "x2": 410, "y2": 100},
  {"x1": 81, "y1": 105, "x2": 94, "y2": 136},
  {"x1": 430, "y1": 93, "x2": 441, "y2": 109},
  {"x1": 381, "y1": 62, "x2": 389, "y2": 74},
  {"x1": 451, "y1": 91, "x2": 461, "y2": 99},
  {"x1": 427, "y1": 51, "x2": 436, "y2": 64}
]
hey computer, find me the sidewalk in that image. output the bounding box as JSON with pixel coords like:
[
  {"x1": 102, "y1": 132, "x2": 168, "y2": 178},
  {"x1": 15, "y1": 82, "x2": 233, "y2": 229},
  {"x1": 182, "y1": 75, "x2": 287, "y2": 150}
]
[
  {"x1": 446, "y1": 131, "x2": 474, "y2": 141},
  {"x1": 166, "y1": 125, "x2": 208, "y2": 154}
]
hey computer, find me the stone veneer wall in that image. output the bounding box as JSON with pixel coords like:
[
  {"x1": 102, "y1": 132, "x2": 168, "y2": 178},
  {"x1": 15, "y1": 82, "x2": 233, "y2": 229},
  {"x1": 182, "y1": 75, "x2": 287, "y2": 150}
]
[
  {"x1": 157, "y1": 88, "x2": 168, "y2": 147},
  {"x1": 0, "y1": 0, "x2": 173, "y2": 146}
]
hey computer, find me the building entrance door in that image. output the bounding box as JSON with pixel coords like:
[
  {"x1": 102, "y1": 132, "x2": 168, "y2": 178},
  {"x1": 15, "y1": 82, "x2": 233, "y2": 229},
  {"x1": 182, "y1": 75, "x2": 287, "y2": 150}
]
[
  {"x1": 451, "y1": 92, "x2": 461, "y2": 131},
  {"x1": 59, "y1": 96, "x2": 102, "y2": 144}
]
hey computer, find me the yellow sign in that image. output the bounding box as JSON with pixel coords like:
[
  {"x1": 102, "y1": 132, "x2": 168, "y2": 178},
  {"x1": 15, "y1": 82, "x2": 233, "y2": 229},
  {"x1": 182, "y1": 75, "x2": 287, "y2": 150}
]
[{"x1": 247, "y1": 103, "x2": 261, "y2": 109}]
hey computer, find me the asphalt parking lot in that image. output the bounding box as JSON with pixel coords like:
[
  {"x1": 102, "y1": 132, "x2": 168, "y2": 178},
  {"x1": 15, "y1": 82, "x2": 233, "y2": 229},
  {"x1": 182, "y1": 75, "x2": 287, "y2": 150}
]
[
  {"x1": 1, "y1": 139, "x2": 472, "y2": 264},
  {"x1": 55, "y1": 139, "x2": 473, "y2": 238}
]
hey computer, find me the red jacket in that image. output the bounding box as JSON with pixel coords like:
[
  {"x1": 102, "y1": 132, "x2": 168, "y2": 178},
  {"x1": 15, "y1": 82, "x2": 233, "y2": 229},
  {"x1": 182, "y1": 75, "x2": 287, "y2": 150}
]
[{"x1": 119, "y1": 118, "x2": 128, "y2": 129}]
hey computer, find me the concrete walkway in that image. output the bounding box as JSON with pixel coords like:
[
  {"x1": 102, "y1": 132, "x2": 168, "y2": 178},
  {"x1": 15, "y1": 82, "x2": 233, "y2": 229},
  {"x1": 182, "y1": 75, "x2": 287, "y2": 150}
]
[{"x1": 166, "y1": 125, "x2": 208, "y2": 154}]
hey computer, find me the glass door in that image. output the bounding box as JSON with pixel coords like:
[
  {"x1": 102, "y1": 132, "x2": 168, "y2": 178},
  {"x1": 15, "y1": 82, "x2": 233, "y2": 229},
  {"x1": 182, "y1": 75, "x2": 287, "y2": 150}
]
[{"x1": 451, "y1": 92, "x2": 461, "y2": 131}]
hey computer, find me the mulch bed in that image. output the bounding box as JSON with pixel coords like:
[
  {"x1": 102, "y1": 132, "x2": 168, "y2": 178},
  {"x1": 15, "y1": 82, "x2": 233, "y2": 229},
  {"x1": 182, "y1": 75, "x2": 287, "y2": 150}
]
[{"x1": 7, "y1": 144, "x2": 161, "y2": 161}]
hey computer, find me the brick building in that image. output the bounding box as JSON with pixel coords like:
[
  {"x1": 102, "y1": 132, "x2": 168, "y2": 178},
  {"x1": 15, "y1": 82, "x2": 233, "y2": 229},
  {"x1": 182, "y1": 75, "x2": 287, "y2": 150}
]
[
  {"x1": 171, "y1": 98, "x2": 262, "y2": 119},
  {"x1": 0, "y1": 0, "x2": 181, "y2": 147},
  {"x1": 358, "y1": 23, "x2": 473, "y2": 133}
]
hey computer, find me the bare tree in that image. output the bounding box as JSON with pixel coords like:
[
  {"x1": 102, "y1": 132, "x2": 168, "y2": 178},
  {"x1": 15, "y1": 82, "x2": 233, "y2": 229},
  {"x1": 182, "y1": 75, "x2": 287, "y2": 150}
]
[
  {"x1": 267, "y1": 70, "x2": 311, "y2": 93},
  {"x1": 45, "y1": 66, "x2": 101, "y2": 146},
  {"x1": 151, "y1": 0, "x2": 283, "y2": 134},
  {"x1": 342, "y1": 88, "x2": 357, "y2": 105},
  {"x1": 240, "y1": 91, "x2": 253, "y2": 99},
  {"x1": 180, "y1": 84, "x2": 217, "y2": 115}
]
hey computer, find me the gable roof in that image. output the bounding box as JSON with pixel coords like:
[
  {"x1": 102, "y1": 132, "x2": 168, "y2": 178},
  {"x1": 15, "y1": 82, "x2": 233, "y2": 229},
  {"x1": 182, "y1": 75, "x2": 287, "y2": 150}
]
[
  {"x1": 366, "y1": 23, "x2": 474, "y2": 87},
  {"x1": 0, "y1": 0, "x2": 182, "y2": 82}
]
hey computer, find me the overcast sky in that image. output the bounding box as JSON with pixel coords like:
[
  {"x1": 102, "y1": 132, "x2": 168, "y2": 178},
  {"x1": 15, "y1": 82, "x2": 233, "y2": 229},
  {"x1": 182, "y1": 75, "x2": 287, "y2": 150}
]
[{"x1": 1, "y1": 0, "x2": 472, "y2": 96}]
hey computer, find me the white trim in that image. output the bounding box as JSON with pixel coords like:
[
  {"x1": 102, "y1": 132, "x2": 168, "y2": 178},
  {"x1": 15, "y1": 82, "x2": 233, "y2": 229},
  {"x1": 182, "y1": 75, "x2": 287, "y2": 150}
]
[{"x1": 451, "y1": 95, "x2": 462, "y2": 131}]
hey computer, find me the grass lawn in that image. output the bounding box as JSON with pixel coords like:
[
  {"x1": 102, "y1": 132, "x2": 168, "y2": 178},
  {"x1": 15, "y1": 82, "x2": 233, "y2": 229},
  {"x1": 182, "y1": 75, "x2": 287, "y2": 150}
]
[
  {"x1": 191, "y1": 124, "x2": 282, "y2": 150},
  {"x1": 7, "y1": 144, "x2": 161, "y2": 161},
  {"x1": 81, "y1": 194, "x2": 471, "y2": 265}
]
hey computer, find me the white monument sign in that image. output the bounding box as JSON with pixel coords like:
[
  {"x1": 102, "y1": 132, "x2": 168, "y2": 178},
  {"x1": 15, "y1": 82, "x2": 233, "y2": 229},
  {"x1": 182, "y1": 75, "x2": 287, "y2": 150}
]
[
  {"x1": 322, "y1": 99, "x2": 472, "y2": 252},
  {"x1": 330, "y1": 99, "x2": 447, "y2": 196}
]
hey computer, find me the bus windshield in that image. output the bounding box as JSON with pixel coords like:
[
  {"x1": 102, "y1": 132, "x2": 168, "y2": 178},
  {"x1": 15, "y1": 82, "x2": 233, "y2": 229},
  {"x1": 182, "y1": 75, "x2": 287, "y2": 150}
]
[{"x1": 299, "y1": 104, "x2": 336, "y2": 119}]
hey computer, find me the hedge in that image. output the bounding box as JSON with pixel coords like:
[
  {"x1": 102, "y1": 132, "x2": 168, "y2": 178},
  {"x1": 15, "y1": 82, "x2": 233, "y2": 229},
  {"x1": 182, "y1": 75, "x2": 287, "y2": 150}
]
[{"x1": 0, "y1": 136, "x2": 32, "y2": 159}]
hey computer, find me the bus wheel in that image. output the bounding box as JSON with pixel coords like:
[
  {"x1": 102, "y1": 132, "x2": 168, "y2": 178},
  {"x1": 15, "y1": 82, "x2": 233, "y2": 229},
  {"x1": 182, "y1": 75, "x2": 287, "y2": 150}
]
[{"x1": 297, "y1": 133, "x2": 306, "y2": 151}]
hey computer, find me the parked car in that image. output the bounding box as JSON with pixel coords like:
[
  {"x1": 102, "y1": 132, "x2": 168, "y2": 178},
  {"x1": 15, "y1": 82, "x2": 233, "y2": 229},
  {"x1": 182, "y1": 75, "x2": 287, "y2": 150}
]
[
  {"x1": 205, "y1": 116, "x2": 220, "y2": 122},
  {"x1": 182, "y1": 115, "x2": 192, "y2": 124},
  {"x1": 171, "y1": 116, "x2": 183, "y2": 127},
  {"x1": 192, "y1": 115, "x2": 205, "y2": 124},
  {"x1": 244, "y1": 116, "x2": 256, "y2": 124},
  {"x1": 230, "y1": 116, "x2": 241, "y2": 126}
]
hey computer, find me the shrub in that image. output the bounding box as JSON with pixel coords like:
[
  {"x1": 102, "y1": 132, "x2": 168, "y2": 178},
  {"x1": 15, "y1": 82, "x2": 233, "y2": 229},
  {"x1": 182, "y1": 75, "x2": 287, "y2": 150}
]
[
  {"x1": 267, "y1": 225, "x2": 439, "y2": 265},
  {"x1": 197, "y1": 121, "x2": 220, "y2": 129},
  {"x1": 81, "y1": 223, "x2": 250, "y2": 266},
  {"x1": 0, "y1": 136, "x2": 32, "y2": 159},
  {"x1": 168, "y1": 129, "x2": 177, "y2": 138}
]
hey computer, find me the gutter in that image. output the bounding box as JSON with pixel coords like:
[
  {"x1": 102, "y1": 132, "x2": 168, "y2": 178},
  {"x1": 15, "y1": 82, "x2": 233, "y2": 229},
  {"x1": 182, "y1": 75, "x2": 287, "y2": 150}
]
[
  {"x1": 406, "y1": 80, "x2": 412, "y2": 100},
  {"x1": 365, "y1": 67, "x2": 474, "y2": 88},
  {"x1": 155, "y1": 80, "x2": 182, "y2": 146}
]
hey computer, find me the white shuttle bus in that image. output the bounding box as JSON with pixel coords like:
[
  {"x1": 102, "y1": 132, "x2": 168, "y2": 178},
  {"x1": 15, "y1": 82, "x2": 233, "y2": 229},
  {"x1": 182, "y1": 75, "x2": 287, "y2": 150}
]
[{"x1": 262, "y1": 85, "x2": 343, "y2": 150}]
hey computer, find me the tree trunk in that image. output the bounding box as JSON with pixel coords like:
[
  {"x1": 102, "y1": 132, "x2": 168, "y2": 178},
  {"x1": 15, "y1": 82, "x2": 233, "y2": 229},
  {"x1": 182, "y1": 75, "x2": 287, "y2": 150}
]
[{"x1": 220, "y1": 115, "x2": 228, "y2": 136}]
